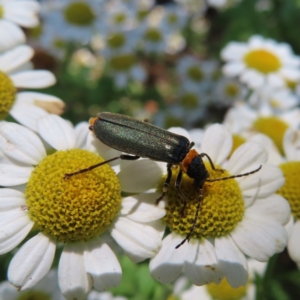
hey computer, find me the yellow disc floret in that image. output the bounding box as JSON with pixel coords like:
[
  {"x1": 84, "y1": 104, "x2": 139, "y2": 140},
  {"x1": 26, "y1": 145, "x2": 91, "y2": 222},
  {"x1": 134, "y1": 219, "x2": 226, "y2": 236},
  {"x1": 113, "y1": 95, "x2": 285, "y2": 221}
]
[
  {"x1": 206, "y1": 278, "x2": 247, "y2": 300},
  {"x1": 253, "y1": 116, "x2": 288, "y2": 154},
  {"x1": 17, "y1": 290, "x2": 51, "y2": 300},
  {"x1": 144, "y1": 28, "x2": 162, "y2": 42},
  {"x1": 180, "y1": 93, "x2": 198, "y2": 109},
  {"x1": 64, "y1": 2, "x2": 95, "y2": 26},
  {"x1": 158, "y1": 163, "x2": 244, "y2": 239},
  {"x1": 244, "y1": 49, "x2": 281, "y2": 74},
  {"x1": 107, "y1": 33, "x2": 126, "y2": 49},
  {"x1": 187, "y1": 66, "x2": 203, "y2": 82},
  {"x1": 277, "y1": 161, "x2": 300, "y2": 220},
  {"x1": 26, "y1": 149, "x2": 121, "y2": 243},
  {"x1": 110, "y1": 54, "x2": 135, "y2": 71},
  {"x1": 229, "y1": 134, "x2": 246, "y2": 158},
  {"x1": 0, "y1": 71, "x2": 16, "y2": 119}
]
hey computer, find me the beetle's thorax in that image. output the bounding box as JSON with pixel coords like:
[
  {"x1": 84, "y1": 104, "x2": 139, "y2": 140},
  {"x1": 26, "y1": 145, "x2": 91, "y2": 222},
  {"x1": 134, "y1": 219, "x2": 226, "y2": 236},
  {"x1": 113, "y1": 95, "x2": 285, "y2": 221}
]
[{"x1": 181, "y1": 150, "x2": 209, "y2": 188}]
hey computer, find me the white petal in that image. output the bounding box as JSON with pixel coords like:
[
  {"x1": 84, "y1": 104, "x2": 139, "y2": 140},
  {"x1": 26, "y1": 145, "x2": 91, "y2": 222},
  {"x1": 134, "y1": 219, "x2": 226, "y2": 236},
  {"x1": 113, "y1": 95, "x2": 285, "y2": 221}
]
[
  {"x1": 118, "y1": 159, "x2": 164, "y2": 193},
  {"x1": 226, "y1": 142, "x2": 267, "y2": 175},
  {"x1": 231, "y1": 215, "x2": 287, "y2": 261},
  {"x1": 38, "y1": 115, "x2": 76, "y2": 150},
  {"x1": 0, "y1": 164, "x2": 33, "y2": 186},
  {"x1": 121, "y1": 193, "x2": 166, "y2": 222},
  {"x1": 221, "y1": 42, "x2": 248, "y2": 61},
  {"x1": 184, "y1": 238, "x2": 223, "y2": 285},
  {"x1": 200, "y1": 124, "x2": 232, "y2": 165},
  {"x1": 0, "y1": 208, "x2": 33, "y2": 254},
  {"x1": 59, "y1": 243, "x2": 92, "y2": 300},
  {"x1": 84, "y1": 239, "x2": 122, "y2": 291},
  {"x1": 0, "y1": 20, "x2": 25, "y2": 52},
  {"x1": 74, "y1": 122, "x2": 89, "y2": 149},
  {"x1": 149, "y1": 233, "x2": 187, "y2": 284},
  {"x1": 111, "y1": 217, "x2": 162, "y2": 262},
  {"x1": 247, "y1": 194, "x2": 291, "y2": 225},
  {"x1": 10, "y1": 70, "x2": 56, "y2": 88},
  {"x1": 222, "y1": 62, "x2": 245, "y2": 77},
  {"x1": 238, "y1": 164, "x2": 284, "y2": 199},
  {"x1": 8, "y1": 233, "x2": 55, "y2": 290},
  {"x1": 266, "y1": 73, "x2": 285, "y2": 88},
  {"x1": 215, "y1": 236, "x2": 248, "y2": 288},
  {"x1": 0, "y1": 45, "x2": 33, "y2": 73},
  {"x1": 240, "y1": 70, "x2": 264, "y2": 89},
  {"x1": 288, "y1": 220, "x2": 300, "y2": 263},
  {"x1": 10, "y1": 103, "x2": 49, "y2": 132},
  {"x1": 0, "y1": 121, "x2": 46, "y2": 165},
  {"x1": 283, "y1": 128, "x2": 300, "y2": 161},
  {"x1": 0, "y1": 188, "x2": 26, "y2": 210}
]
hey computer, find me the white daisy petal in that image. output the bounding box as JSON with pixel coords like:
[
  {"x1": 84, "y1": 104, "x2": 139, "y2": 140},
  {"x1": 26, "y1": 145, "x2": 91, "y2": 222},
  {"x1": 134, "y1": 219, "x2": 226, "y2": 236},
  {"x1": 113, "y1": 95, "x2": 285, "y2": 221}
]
[
  {"x1": 0, "y1": 20, "x2": 25, "y2": 52},
  {"x1": 59, "y1": 243, "x2": 92, "y2": 300},
  {"x1": 226, "y1": 142, "x2": 267, "y2": 174},
  {"x1": 231, "y1": 215, "x2": 287, "y2": 262},
  {"x1": 285, "y1": 215, "x2": 294, "y2": 240},
  {"x1": 38, "y1": 115, "x2": 76, "y2": 150},
  {"x1": 288, "y1": 220, "x2": 300, "y2": 263},
  {"x1": 221, "y1": 42, "x2": 248, "y2": 61},
  {"x1": 222, "y1": 62, "x2": 245, "y2": 77},
  {"x1": 0, "y1": 209, "x2": 33, "y2": 254},
  {"x1": 200, "y1": 124, "x2": 232, "y2": 165},
  {"x1": 0, "y1": 164, "x2": 33, "y2": 186},
  {"x1": 10, "y1": 103, "x2": 49, "y2": 132},
  {"x1": 266, "y1": 73, "x2": 285, "y2": 88},
  {"x1": 121, "y1": 193, "x2": 166, "y2": 223},
  {"x1": 0, "y1": 45, "x2": 33, "y2": 73},
  {"x1": 184, "y1": 238, "x2": 223, "y2": 286},
  {"x1": 0, "y1": 188, "x2": 26, "y2": 210},
  {"x1": 283, "y1": 128, "x2": 300, "y2": 161},
  {"x1": 215, "y1": 236, "x2": 248, "y2": 288},
  {"x1": 118, "y1": 159, "x2": 164, "y2": 193},
  {"x1": 240, "y1": 70, "x2": 264, "y2": 89},
  {"x1": 74, "y1": 122, "x2": 89, "y2": 149},
  {"x1": 0, "y1": 121, "x2": 46, "y2": 165},
  {"x1": 8, "y1": 233, "x2": 55, "y2": 290},
  {"x1": 150, "y1": 233, "x2": 187, "y2": 284},
  {"x1": 4, "y1": 4, "x2": 40, "y2": 27},
  {"x1": 10, "y1": 70, "x2": 56, "y2": 88},
  {"x1": 111, "y1": 217, "x2": 162, "y2": 262},
  {"x1": 84, "y1": 239, "x2": 122, "y2": 291}
]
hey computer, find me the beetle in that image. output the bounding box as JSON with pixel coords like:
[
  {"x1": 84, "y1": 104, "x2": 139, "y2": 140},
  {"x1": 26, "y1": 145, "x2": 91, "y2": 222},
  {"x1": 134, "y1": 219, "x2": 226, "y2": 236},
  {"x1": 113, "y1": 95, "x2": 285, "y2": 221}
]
[{"x1": 65, "y1": 112, "x2": 261, "y2": 248}]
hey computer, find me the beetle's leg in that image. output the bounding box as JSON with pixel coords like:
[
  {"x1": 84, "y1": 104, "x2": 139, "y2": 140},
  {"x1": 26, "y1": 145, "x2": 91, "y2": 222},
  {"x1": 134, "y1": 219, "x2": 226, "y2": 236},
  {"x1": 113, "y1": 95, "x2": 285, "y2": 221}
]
[
  {"x1": 199, "y1": 153, "x2": 224, "y2": 172},
  {"x1": 175, "y1": 187, "x2": 203, "y2": 249},
  {"x1": 64, "y1": 155, "x2": 140, "y2": 179},
  {"x1": 155, "y1": 163, "x2": 173, "y2": 205},
  {"x1": 175, "y1": 169, "x2": 188, "y2": 216}
]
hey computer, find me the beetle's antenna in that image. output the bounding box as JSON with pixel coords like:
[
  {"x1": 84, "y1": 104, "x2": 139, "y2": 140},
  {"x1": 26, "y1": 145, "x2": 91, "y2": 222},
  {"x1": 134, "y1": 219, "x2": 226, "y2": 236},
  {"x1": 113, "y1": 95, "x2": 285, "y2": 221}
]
[
  {"x1": 175, "y1": 164, "x2": 262, "y2": 249},
  {"x1": 206, "y1": 165, "x2": 262, "y2": 183}
]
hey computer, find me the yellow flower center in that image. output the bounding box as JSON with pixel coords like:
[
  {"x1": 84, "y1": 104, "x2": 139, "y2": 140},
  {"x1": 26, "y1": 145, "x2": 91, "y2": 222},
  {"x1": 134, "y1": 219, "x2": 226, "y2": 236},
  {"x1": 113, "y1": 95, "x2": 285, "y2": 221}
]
[
  {"x1": 144, "y1": 28, "x2": 163, "y2": 42},
  {"x1": 137, "y1": 10, "x2": 149, "y2": 21},
  {"x1": 159, "y1": 164, "x2": 244, "y2": 239},
  {"x1": 64, "y1": 2, "x2": 95, "y2": 26},
  {"x1": 167, "y1": 14, "x2": 178, "y2": 24},
  {"x1": 28, "y1": 24, "x2": 43, "y2": 39},
  {"x1": 0, "y1": 6, "x2": 3, "y2": 18},
  {"x1": 110, "y1": 54, "x2": 135, "y2": 71},
  {"x1": 229, "y1": 135, "x2": 246, "y2": 158},
  {"x1": 286, "y1": 79, "x2": 297, "y2": 90},
  {"x1": 187, "y1": 66, "x2": 203, "y2": 82},
  {"x1": 225, "y1": 83, "x2": 239, "y2": 97},
  {"x1": 244, "y1": 49, "x2": 281, "y2": 74},
  {"x1": 277, "y1": 161, "x2": 300, "y2": 220},
  {"x1": 113, "y1": 13, "x2": 126, "y2": 24},
  {"x1": 0, "y1": 71, "x2": 17, "y2": 119},
  {"x1": 252, "y1": 116, "x2": 288, "y2": 155},
  {"x1": 206, "y1": 278, "x2": 247, "y2": 300},
  {"x1": 25, "y1": 149, "x2": 121, "y2": 243},
  {"x1": 16, "y1": 290, "x2": 51, "y2": 300},
  {"x1": 180, "y1": 93, "x2": 198, "y2": 109},
  {"x1": 164, "y1": 115, "x2": 184, "y2": 128},
  {"x1": 107, "y1": 33, "x2": 126, "y2": 49}
]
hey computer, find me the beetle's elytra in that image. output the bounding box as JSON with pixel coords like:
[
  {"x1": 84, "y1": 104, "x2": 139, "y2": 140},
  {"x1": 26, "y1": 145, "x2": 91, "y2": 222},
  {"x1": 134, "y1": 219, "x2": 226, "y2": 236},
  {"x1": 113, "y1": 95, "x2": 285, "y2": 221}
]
[{"x1": 65, "y1": 112, "x2": 262, "y2": 248}]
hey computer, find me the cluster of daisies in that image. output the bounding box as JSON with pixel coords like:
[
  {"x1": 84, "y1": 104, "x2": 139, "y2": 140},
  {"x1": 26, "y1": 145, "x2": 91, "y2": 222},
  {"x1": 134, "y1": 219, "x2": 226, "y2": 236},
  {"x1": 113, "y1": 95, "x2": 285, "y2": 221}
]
[{"x1": 0, "y1": 1, "x2": 300, "y2": 300}]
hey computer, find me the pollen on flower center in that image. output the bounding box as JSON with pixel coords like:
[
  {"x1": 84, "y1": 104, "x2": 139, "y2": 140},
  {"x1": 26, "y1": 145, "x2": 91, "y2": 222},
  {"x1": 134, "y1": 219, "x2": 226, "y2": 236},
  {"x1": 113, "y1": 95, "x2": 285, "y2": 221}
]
[
  {"x1": 187, "y1": 66, "x2": 203, "y2": 82},
  {"x1": 16, "y1": 290, "x2": 51, "y2": 300},
  {"x1": 158, "y1": 164, "x2": 244, "y2": 239},
  {"x1": 229, "y1": 134, "x2": 246, "y2": 158},
  {"x1": 144, "y1": 28, "x2": 163, "y2": 42},
  {"x1": 180, "y1": 93, "x2": 198, "y2": 108},
  {"x1": 110, "y1": 54, "x2": 135, "y2": 71},
  {"x1": 225, "y1": 83, "x2": 239, "y2": 97},
  {"x1": 0, "y1": 71, "x2": 16, "y2": 119},
  {"x1": 114, "y1": 13, "x2": 126, "y2": 24},
  {"x1": 206, "y1": 278, "x2": 247, "y2": 300},
  {"x1": 167, "y1": 14, "x2": 178, "y2": 24},
  {"x1": 25, "y1": 149, "x2": 121, "y2": 243},
  {"x1": 277, "y1": 161, "x2": 300, "y2": 220},
  {"x1": 253, "y1": 116, "x2": 288, "y2": 155},
  {"x1": 244, "y1": 49, "x2": 281, "y2": 74},
  {"x1": 64, "y1": 2, "x2": 95, "y2": 26},
  {"x1": 107, "y1": 33, "x2": 126, "y2": 49},
  {"x1": 0, "y1": 6, "x2": 3, "y2": 18}
]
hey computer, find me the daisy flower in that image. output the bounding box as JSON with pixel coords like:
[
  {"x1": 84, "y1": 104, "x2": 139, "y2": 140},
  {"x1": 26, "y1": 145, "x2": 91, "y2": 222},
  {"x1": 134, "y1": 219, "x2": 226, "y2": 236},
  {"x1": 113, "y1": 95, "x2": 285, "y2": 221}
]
[
  {"x1": 0, "y1": 44, "x2": 64, "y2": 131},
  {"x1": 248, "y1": 130, "x2": 300, "y2": 267},
  {"x1": 123, "y1": 124, "x2": 289, "y2": 288},
  {"x1": 221, "y1": 35, "x2": 300, "y2": 90},
  {"x1": 0, "y1": 269, "x2": 64, "y2": 300},
  {"x1": 0, "y1": 115, "x2": 165, "y2": 300},
  {"x1": 0, "y1": 0, "x2": 40, "y2": 51},
  {"x1": 223, "y1": 101, "x2": 300, "y2": 155}
]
